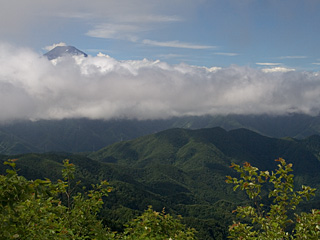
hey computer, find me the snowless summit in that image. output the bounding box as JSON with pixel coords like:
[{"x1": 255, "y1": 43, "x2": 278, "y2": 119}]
[{"x1": 44, "y1": 46, "x2": 88, "y2": 60}]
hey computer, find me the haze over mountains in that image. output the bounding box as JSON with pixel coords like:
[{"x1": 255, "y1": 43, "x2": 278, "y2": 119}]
[{"x1": 0, "y1": 114, "x2": 320, "y2": 154}]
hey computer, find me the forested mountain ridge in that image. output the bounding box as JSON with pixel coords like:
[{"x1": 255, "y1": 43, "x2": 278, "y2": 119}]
[
  {"x1": 2, "y1": 126, "x2": 320, "y2": 239},
  {"x1": 90, "y1": 127, "x2": 320, "y2": 177},
  {"x1": 1, "y1": 114, "x2": 320, "y2": 155}
]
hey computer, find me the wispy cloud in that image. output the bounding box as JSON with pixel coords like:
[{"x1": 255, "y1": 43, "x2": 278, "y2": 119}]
[
  {"x1": 214, "y1": 52, "x2": 238, "y2": 56},
  {"x1": 261, "y1": 67, "x2": 295, "y2": 73},
  {"x1": 43, "y1": 42, "x2": 67, "y2": 51},
  {"x1": 86, "y1": 23, "x2": 143, "y2": 41},
  {"x1": 256, "y1": 62, "x2": 281, "y2": 66},
  {"x1": 55, "y1": 11, "x2": 94, "y2": 20},
  {"x1": 117, "y1": 14, "x2": 183, "y2": 23},
  {"x1": 278, "y1": 56, "x2": 307, "y2": 59},
  {"x1": 87, "y1": 23, "x2": 215, "y2": 51},
  {"x1": 157, "y1": 53, "x2": 185, "y2": 59},
  {"x1": 85, "y1": 14, "x2": 182, "y2": 42},
  {"x1": 312, "y1": 63, "x2": 320, "y2": 65},
  {"x1": 142, "y1": 39, "x2": 216, "y2": 49}
]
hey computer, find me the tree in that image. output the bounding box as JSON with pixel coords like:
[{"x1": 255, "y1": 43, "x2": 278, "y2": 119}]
[
  {"x1": 0, "y1": 159, "x2": 113, "y2": 239},
  {"x1": 0, "y1": 159, "x2": 196, "y2": 239},
  {"x1": 226, "y1": 158, "x2": 320, "y2": 239},
  {"x1": 120, "y1": 205, "x2": 196, "y2": 240}
]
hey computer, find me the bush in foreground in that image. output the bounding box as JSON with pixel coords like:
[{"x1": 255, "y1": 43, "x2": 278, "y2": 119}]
[
  {"x1": 226, "y1": 158, "x2": 320, "y2": 239},
  {"x1": 0, "y1": 159, "x2": 195, "y2": 239}
]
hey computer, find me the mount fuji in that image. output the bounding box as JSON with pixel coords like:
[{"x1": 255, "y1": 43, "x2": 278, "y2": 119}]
[{"x1": 44, "y1": 46, "x2": 87, "y2": 60}]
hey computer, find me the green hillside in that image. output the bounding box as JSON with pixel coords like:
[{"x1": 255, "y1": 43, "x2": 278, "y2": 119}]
[
  {"x1": 1, "y1": 127, "x2": 320, "y2": 239},
  {"x1": 90, "y1": 127, "x2": 320, "y2": 181}
]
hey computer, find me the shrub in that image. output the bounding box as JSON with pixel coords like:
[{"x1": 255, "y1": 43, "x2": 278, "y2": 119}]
[{"x1": 226, "y1": 158, "x2": 320, "y2": 239}]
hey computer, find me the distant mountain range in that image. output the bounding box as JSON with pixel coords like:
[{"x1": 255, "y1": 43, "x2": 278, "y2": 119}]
[
  {"x1": 1, "y1": 114, "x2": 320, "y2": 154},
  {"x1": 89, "y1": 126, "x2": 320, "y2": 186},
  {"x1": 2, "y1": 126, "x2": 320, "y2": 239},
  {"x1": 44, "y1": 46, "x2": 87, "y2": 60}
]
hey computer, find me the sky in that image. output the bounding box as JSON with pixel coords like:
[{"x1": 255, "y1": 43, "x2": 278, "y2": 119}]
[{"x1": 0, "y1": 0, "x2": 320, "y2": 121}]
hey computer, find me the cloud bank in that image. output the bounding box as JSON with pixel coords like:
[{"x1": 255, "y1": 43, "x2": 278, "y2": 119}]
[{"x1": 0, "y1": 43, "x2": 320, "y2": 122}]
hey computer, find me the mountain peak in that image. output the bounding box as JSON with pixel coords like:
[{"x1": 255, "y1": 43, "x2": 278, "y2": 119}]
[{"x1": 44, "y1": 46, "x2": 88, "y2": 60}]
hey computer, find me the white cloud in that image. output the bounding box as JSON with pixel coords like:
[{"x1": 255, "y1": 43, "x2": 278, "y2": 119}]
[
  {"x1": 142, "y1": 39, "x2": 216, "y2": 49},
  {"x1": 86, "y1": 23, "x2": 216, "y2": 50},
  {"x1": 312, "y1": 63, "x2": 320, "y2": 65},
  {"x1": 0, "y1": 43, "x2": 320, "y2": 122},
  {"x1": 157, "y1": 54, "x2": 185, "y2": 59},
  {"x1": 85, "y1": 14, "x2": 184, "y2": 44},
  {"x1": 116, "y1": 14, "x2": 183, "y2": 23},
  {"x1": 44, "y1": 42, "x2": 67, "y2": 51},
  {"x1": 52, "y1": 0, "x2": 189, "y2": 22},
  {"x1": 71, "y1": 2, "x2": 190, "y2": 45},
  {"x1": 261, "y1": 67, "x2": 296, "y2": 73},
  {"x1": 214, "y1": 52, "x2": 239, "y2": 56},
  {"x1": 86, "y1": 23, "x2": 143, "y2": 41},
  {"x1": 0, "y1": 0, "x2": 197, "y2": 44},
  {"x1": 278, "y1": 56, "x2": 307, "y2": 59},
  {"x1": 206, "y1": 67, "x2": 222, "y2": 72},
  {"x1": 256, "y1": 62, "x2": 281, "y2": 66}
]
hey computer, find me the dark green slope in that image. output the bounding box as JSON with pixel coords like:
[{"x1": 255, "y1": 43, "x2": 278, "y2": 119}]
[
  {"x1": 0, "y1": 153, "x2": 177, "y2": 213},
  {"x1": 0, "y1": 152, "x2": 230, "y2": 238},
  {"x1": 89, "y1": 128, "x2": 233, "y2": 204},
  {"x1": 0, "y1": 153, "x2": 237, "y2": 239},
  {"x1": 90, "y1": 127, "x2": 320, "y2": 175},
  {"x1": 90, "y1": 127, "x2": 320, "y2": 207},
  {"x1": 0, "y1": 131, "x2": 37, "y2": 154},
  {"x1": 1, "y1": 114, "x2": 320, "y2": 154},
  {"x1": 300, "y1": 134, "x2": 320, "y2": 160}
]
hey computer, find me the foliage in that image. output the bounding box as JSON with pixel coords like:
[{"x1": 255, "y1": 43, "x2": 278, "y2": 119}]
[
  {"x1": 4, "y1": 126, "x2": 320, "y2": 239},
  {"x1": 120, "y1": 205, "x2": 197, "y2": 240},
  {"x1": 0, "y1": 159, "x2": 113, "y2": 239},
  {"x1": 226, "y1": 157, "x2": 320, "y2": 239},
  {"x1": 0, "y1": 159, "x2": 197, "y2": 240}
]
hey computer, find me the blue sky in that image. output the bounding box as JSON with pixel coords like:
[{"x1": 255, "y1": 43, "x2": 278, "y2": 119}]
[{"x1": 1, "y1": 0, "x2": 320, "y2": 71}]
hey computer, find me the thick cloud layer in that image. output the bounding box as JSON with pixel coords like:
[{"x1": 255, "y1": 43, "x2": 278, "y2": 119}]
[{"x1": 0, "y1": 43, "x2": 319, "y2": 122}]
